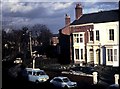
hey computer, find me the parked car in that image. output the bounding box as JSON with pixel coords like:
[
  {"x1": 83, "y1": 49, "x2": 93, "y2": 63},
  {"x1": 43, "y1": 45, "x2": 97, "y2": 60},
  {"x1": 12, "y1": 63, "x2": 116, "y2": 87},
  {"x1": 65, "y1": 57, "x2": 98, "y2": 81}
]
[
  {"x1": 50, "y1": 76, "x2": 77, "y2": 88},
  {"x1": 107, "y1": 84, "x2": 119, "y2": 89},
  {"x1": 26, "y1": 68, "x2": 49, "y2": 83},
  {"x1": 14, "y1": 58, "x2": 22, "y2": 64},
  {"x1": 70, "y1": 66, "x2": 94, "y2": 74}
]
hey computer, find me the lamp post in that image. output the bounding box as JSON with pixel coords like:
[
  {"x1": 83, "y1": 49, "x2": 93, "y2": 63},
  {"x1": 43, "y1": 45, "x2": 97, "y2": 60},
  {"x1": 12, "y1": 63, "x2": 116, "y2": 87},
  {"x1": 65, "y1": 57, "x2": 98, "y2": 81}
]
[
  {"x1": 32, "y1": 54, "x2": 36, "y2": 69},
  {"x1": 32, "y1": 53, "x2": 39, "y2": 69}
]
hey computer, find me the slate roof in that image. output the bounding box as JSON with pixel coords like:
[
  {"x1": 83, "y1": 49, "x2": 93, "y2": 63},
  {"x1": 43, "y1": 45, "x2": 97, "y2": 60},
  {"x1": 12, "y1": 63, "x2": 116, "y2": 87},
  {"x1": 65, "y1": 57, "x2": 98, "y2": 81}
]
[
  {"x1": 71, "y1": 9, "x2": 119, "y2": 25},
  {"x1": 52, "y1": 34, "x2": 59, "y2": 37}
]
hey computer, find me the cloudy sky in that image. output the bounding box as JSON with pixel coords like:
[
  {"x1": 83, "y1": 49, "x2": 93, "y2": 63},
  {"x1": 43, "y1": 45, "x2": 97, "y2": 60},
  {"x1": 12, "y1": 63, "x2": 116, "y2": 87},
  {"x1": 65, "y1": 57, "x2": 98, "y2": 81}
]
[{"x1": 1, "y1": 0, "x2": 119, "y2": 34}]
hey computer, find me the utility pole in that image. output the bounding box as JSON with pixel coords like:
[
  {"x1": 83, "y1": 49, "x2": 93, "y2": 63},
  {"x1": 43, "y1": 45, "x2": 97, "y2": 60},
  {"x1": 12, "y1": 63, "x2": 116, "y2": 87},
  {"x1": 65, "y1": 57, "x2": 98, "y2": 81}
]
[
  {"x1": 29, "y1": 31, "x2": 36, "y2": 69},
  {"x1": 29, "y1": 31, "x2": 32, "y2": 58}
]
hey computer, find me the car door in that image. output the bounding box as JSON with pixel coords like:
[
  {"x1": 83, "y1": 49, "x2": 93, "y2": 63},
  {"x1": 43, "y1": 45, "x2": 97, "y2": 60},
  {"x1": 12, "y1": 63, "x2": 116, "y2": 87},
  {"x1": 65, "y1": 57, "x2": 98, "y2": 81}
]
[
  {"x1": 27, "y1": 71, "x2": 33, "y2": 82},
  {"x1": 56, "y1": 79, "x2": 63, "y2": 87},
  {"x1": 32, "y1": 71, "x2": 38, "y2": 82}
]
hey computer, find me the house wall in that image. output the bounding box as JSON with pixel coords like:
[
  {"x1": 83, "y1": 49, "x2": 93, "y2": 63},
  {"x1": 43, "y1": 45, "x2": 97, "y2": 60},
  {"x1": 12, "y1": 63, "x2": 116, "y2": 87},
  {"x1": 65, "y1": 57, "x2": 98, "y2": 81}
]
[
  {"x1": 73, "y1": 32, "x2": 85, "y2": 64},
  {"x1": 87, "y1": 21, "x2": 119, "y2": 67},
  {"x1": 58, "y1": 33, "x2": 71, "y2": 64},
  {"x1": 71, "y1": 24, "x2": 94, "y2": 64},
  {"x1": 94, "y1": 22, "x2": 119, "y2": 45}
]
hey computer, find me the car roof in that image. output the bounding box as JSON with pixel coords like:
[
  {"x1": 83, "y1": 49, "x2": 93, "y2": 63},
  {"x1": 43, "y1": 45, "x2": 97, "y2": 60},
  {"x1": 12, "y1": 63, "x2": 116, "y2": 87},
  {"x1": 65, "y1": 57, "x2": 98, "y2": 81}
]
[
  {"x1": 109, "y1": 84, "x2": 119, "y2": 87},
  {"x1": 26, "y1": 68, "x2": 44, "y2": 72},
  {"x1": 54, "y1": 76, "x2": 68, "y2": 80}
]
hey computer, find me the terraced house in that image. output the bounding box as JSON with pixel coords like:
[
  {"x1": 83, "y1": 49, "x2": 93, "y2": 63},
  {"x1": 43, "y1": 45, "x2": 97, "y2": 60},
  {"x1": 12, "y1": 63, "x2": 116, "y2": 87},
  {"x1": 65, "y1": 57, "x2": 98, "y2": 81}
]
[{"x1": 59, "y1": 4, "x2": 119, "y2": 67}]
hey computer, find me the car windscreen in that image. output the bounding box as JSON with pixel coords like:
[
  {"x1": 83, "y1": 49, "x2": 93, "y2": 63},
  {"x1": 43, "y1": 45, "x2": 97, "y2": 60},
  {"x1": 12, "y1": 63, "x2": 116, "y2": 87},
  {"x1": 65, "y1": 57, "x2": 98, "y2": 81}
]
[
  {"x1": 36, "y1": 71, "x2": 46, "y2": 75},
  {"x1": 63, "y1": 78, "x2": 70, "y2": 82}
]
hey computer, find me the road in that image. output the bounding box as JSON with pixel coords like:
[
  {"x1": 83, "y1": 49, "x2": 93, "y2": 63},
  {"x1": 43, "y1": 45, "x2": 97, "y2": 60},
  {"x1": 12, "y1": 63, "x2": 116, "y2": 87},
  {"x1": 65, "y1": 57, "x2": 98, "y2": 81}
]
[
  {"x1": 2, "y1": 61, "x2": 107, "y2": 89},
  {"x1": 2, "y1": 71, "x2": 106, "y2": 89}
]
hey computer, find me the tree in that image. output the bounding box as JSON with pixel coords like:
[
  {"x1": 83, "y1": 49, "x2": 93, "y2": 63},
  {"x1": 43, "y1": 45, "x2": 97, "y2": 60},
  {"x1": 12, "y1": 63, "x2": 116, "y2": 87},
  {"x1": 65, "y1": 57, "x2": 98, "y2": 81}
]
[{"x1": 30, "y1": 24, "x2": 53, "y2": 54}]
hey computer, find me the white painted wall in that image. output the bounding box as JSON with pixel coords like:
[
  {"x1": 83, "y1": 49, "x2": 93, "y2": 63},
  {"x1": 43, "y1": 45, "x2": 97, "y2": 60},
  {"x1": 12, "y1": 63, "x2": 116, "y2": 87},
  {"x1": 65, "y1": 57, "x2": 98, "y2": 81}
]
[
  {"x1": 73, "y1": 32, "x2": 85, "y2": 64},
  {"x1": 93, "y1": 21, "x2": 119, "y2": 66},
  {"x1": 94, "y1": 21, "x2": 119, "y2": 45}
]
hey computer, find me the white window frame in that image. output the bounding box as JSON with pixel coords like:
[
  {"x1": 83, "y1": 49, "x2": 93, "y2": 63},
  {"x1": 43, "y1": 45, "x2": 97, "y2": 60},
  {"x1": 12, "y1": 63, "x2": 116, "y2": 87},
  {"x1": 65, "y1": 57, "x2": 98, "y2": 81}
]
[
  {"x1": 109, "y1": 29, "x2": 114, "y2": 41},
  {"x1": 80, "y1": 34, "x2": 83, "y2": 43},
  {"x1": 107, "y1": 49, "x2": 113, "y2": 62},
  {"x1": 114, "y1": 49, "x2": 117, "y2": 61},
  {"x1": 81, "y1": 49, "x2": 83, "y2": 60},
  {"x1": 73, "y1": 33, "x2": 79, "y2": 43},
  {"x1": 75, "y1": 49, "x2": 79, "y2": 60},
  {"x1": 96, "y1": 30, "x2": 100, "y2": 41}
]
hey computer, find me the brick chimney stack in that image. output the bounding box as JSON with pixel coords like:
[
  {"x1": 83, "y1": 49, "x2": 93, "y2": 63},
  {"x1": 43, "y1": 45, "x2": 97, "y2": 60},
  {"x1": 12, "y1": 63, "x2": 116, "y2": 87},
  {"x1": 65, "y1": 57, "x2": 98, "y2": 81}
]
[
  {"x1": 65, "y1": 14, "x2": 70, "y2": 26},
  {"x1": 75, "y1": 3, "x2": 82, "y2": 20}
]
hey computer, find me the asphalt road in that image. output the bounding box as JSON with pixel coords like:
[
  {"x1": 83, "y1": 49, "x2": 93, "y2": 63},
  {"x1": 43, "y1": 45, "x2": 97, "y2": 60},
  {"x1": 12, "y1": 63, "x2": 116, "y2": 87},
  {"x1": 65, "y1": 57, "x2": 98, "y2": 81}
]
[
  {"x1": 2, "y1": 72, "x2": 107, "y2": 89},
  {"x1": 2, "y1": 61, "x2": 108, "y2": 89}
]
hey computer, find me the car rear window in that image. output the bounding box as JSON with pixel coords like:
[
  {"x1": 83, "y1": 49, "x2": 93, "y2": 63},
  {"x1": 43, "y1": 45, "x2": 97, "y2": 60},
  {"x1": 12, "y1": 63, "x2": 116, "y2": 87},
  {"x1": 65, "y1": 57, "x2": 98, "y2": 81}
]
[
  {"x1": 63, "y1": 78, "x2": 69, "y2": 82},
  {"x1": 28, "y1": 71, "x2": 32, "y2": 75}
]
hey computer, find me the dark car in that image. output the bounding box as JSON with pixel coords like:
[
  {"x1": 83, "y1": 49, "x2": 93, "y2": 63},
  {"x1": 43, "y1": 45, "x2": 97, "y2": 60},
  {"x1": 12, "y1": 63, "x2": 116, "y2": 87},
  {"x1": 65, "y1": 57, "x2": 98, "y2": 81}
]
[
  {"x1": 70, "y1": 66, "x2": 94, "y2": 74},
  {"x1": 107, "y1": 84, "x2": 119, "y2": 89}
]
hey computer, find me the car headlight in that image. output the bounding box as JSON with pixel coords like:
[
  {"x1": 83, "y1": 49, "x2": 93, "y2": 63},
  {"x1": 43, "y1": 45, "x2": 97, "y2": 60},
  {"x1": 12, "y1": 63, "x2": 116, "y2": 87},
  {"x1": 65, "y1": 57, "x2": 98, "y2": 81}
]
[{"x1": 38, "y1": 78, "x2": 47, "y2": 81}]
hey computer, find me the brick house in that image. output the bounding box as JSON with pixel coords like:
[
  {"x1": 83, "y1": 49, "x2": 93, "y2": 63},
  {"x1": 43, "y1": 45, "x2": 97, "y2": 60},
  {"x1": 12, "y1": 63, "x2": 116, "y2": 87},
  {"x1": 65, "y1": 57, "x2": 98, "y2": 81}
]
[{"x1": 59, "y1": 4, "x2": 119, "y2": 66}]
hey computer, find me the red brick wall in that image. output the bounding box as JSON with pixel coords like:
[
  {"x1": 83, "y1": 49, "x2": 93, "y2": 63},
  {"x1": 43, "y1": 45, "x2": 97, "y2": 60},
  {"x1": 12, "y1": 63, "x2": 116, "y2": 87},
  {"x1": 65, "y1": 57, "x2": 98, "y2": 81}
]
[
  {"x1": 71, "y1": 25, "x2": 93, "y2": 44},
  {"x1": 75, "y1": 4, "x2": 82, "y2": 20},
  {"x1": 61, "y1": 26, "x2": 71, "y2": 35}
]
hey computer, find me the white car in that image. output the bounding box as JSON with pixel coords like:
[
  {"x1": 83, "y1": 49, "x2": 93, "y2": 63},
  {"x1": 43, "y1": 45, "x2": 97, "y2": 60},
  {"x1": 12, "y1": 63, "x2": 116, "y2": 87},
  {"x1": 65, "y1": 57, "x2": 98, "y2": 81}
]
[
  {"x1": 26, "y1": 68, "x2": 49, "y2": 83},
  {"x1": 14, "y1": 58, "x2": 22, "y2": 64},
  {"x1": 50, "y1": 76, "x2": 77, "y2": 88}
]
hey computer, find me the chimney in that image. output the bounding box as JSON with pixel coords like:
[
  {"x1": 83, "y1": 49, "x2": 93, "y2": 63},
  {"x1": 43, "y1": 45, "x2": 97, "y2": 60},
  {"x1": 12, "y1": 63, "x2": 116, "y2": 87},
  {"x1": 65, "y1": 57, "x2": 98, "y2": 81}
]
[
  {"x1": 65, "y1": 14, "x2": 70, "y2": 26},
  {"x1": 75, "y1": 3, "x2": 82, "y2": 20}
]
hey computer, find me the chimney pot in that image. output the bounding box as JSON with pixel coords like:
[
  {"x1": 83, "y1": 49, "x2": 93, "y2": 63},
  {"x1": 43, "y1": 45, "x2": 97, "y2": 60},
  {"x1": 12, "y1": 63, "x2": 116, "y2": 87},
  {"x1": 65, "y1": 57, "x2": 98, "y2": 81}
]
[
  {"x1": 75, "y1": 3, "x2": 82, "y2": 20},
  {"x1": 65, "y1": 14, "x2": 70, "y2": 26}
]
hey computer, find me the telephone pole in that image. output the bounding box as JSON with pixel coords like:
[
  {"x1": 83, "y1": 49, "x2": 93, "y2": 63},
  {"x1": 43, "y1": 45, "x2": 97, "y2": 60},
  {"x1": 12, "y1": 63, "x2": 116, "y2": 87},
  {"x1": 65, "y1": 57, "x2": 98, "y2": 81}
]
[{"x1": 29, "y1": 31, "x2": 32, "y2": 58}]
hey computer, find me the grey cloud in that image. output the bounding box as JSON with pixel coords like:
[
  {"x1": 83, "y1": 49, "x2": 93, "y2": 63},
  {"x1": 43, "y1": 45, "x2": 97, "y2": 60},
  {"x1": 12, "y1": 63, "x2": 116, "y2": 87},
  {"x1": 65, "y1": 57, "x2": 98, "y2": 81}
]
[
  {"x1": 82, "y1": 2, "x2": 118, "y2": 11},
  {"x1": 2, "y1": 2, "x2": 119, "y2": 34}
]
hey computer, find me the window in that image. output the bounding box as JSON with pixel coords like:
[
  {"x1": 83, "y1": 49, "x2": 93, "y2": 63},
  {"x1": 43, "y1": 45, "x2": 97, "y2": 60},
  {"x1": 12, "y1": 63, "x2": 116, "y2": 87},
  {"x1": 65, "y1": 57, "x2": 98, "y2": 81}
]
[
  {"x1": 77, "y1": 38, "x2": 79, "y2": 43},
  {"x1": 33, "y1": 72, "x2": 36, "y2": 76},
  {"x1": 107, "y1": 49, "x2": 113, "y2": 61},
  {"x1": 90, "y1": 31, "x2": 93, "y2": 41},
  {"x1": 54, "y1": 79, "x2": 62, "y2": 82},
  {"x1": 74, "y1": 34, "x2": 79, "y2": 43},
  {"x1": 109, "y1": 29, "x2": 114, "y2": 40},
  {"x1": 37, "y1": 71, "x2": 46, "y2": 75},
  {"x1": 80, "y1": 34, "x2": 83, "y2": 42},
  {"x1": 114, "y1": 49, "x2": 117, "y2": 61},
  {"x1": 96, "y1": 30, "x2": 99, "y2": 41},
  {"x1": 75, "y1": 49, "x2": 79, "y2": 60},
  {"x1": 63, "y1": 78, "x2": 70, "y2": 82},
  {"x1": 89, "y1": 49, "x2": 94, "y2": 61},
  {"x1": 28, "y1": 71, "x2": 32, "y2": 75},
  {"x1": 81, "y1": 49, "x2": 83, "y2": 59}
]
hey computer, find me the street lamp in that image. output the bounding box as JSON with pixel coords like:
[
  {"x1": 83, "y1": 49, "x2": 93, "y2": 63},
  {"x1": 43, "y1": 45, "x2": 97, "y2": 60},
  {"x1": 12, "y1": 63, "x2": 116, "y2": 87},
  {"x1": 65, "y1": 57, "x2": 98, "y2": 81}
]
[
  {"x1": 32, "y1": 54, "x2": 36, "y2": 69},
  {"x1": 32, "y1": 51, "x2": 40, "y2": 69}
]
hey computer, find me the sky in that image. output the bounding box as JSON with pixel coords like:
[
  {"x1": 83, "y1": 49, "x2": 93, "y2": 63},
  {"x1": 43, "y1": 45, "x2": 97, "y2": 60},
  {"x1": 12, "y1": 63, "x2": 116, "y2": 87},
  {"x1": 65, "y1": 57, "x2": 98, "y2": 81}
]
[{"x1": 1, "y1": 0, "x2": 119, "y2": 34}]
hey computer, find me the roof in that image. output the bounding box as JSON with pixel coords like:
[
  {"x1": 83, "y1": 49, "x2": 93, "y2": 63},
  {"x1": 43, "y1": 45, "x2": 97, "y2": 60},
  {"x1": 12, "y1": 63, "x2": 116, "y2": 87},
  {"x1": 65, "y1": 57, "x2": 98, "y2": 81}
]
[
  {"x1": 71, "y1": 9, "x2": 119, "y2": 25},
  {"x1": 52, "y1": 34, "x2": 59, "y2": 37},
  {"x1": 54, "y1": 76, "x2": 68, "y2": 79},
  {"x1": 26, "y1": 68, "x2": 42, "y2": 71}
]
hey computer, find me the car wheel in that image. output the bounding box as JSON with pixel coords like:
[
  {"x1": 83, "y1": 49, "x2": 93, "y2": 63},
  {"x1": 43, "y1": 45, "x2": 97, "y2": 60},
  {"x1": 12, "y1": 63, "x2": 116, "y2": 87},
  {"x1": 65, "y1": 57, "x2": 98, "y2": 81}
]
[
  {"x1": 64, "y1": 85, "x2": 68, "y2": 89},
  {"x1": 50, "y1": 83, "x2": 54, "y2": 87},
  {"x1": 35, "y1": 80, "x2": 39, "y2": 84}
]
